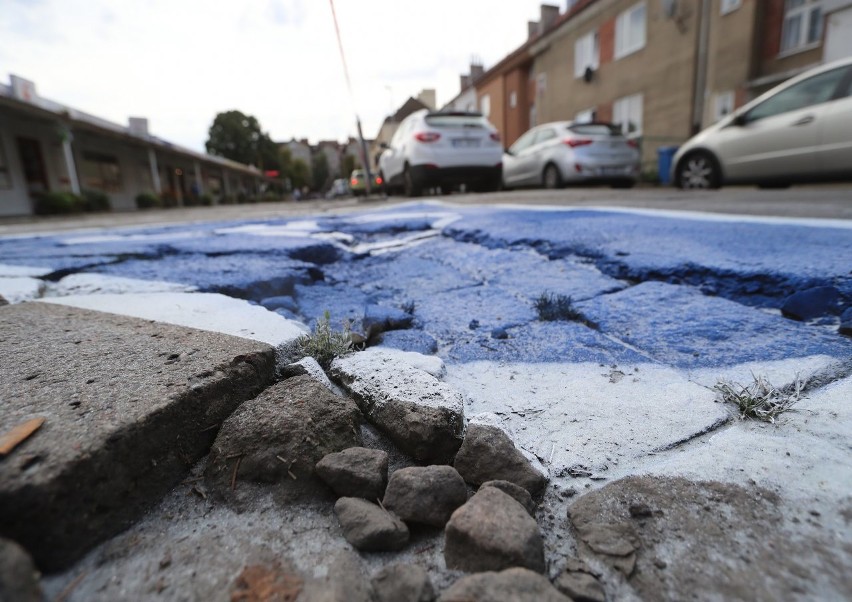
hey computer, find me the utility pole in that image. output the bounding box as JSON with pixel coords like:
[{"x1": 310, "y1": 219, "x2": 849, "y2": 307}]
[{"x1": 329, "y1": 0, "x2": 372, "y2": 196}]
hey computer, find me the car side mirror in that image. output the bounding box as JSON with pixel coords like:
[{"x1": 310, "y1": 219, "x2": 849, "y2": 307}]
[
  {"x1": 379, "y1": 142, "x2": 389, "y2": 149},
  {"x1": 504, "y1": 147, "x2": 513, "y2": 156},
  {"x1": 732, "y1": 113, "x2": 748, "y2": 127}
]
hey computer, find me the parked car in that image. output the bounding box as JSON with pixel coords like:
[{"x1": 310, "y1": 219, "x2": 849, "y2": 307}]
[
  {"x1": 349, "y1": 169, "x2": 383, "y2": 196},
  {"x1": 673, "y1": 56, "x2": 852, "y2": 189},
  {"x1": 378, "y1": 109, "x2": 503, "y2": 196},
  {"x1": 503, "y1": 121, "x2": 640, "y2": 189}
]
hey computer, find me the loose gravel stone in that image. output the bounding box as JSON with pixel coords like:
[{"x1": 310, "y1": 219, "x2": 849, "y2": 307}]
[
  {"x1": 371, "y1": 564, "x2": 435, "y2": 602},
  {"x1": 437, "y1": 567, "x2": 569, "y2": 602},
  {"x1": 334, "y1": 497, "x2": 409, "y2": 552},
  {"x1": 444, "y1": 487, "x2": 545, "y2": 573},
  {"x1": 316, "y1": 447, "x2": 389, "y2": 500},
  {"x1": 383, "y1": 465, "x2": 468, "y2": 527},
  {"x1": 454, "y1": 422, "x2": 547, "y2": 495}
]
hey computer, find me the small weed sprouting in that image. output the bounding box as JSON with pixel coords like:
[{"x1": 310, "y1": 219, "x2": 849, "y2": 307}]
[
  {"x1": 713, "y1": 374, "x2": 805, "y2": 423},
  {"x1": 401, "y1": 300, "x2": 416, "y2": 315},
  {"x1": 295, "y1": 311, "x2": 354, "y2": 369},
  {"x1": 535, "y1": 292, "x2": 596, "y2": 328}
]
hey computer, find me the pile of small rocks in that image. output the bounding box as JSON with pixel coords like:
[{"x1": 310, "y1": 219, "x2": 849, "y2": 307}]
[{"x1": 200, "y1": 349, "x2": 579, "y2": 600}]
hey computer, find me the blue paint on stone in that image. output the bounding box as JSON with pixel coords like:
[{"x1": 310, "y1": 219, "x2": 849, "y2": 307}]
[
  {"x1": 375, "y1": 330, "x2": 439, "y2": 355},
  {"x1": 781, "y1": 286, "x2": 842, "y2": 321}
]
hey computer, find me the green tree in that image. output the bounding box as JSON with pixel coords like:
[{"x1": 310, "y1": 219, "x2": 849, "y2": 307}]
[
  {"x1": 311, "y1": 152, "x2": 330, "y2": 192},
  {"x1": 289, "y1": 158, "x2": 311, "y2": 191},
  {"x1": 341, "y1": 154, "x2": 357, "y2": 179},
  {"x1": 206, "y1": 110, "x2": 279, "y2": 170}
]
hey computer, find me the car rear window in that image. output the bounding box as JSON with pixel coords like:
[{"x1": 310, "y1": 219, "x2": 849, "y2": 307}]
[
  {"x1": 567, "y1": 123, "x2": 621, "y2": 136},
  {"x1": 425, "y1": 114, "x2": 488, "y2": 129}
]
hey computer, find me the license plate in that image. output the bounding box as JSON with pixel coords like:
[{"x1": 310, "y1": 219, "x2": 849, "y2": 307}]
[
  {"x1": 452, "y1": 138, "x2": 480, "y2": 148},
  {"x1": 600, "y1": 166, "x2": 623, "y2": 175}
]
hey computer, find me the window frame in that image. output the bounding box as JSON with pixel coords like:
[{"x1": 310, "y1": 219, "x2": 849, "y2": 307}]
[
  {"x1": 615, "y1": 2, "x2": 647, "y2": 60},
  {"x1": 780, "y1": 0, "x2": 823, "y2": 55},
  {"x1": 480, "y1": 94, "x2": 491, "y2": 118},
  {"x1": 575, "y1": 108, "x2": 596, "y2": 123},
  {"x1": 713, "y1": 91, "x2": 735, "y2": 122},
  {"x1": 80, "y1": 150, "x2": 122, "y2": 193},
  {"x1": 721, "y1": 0, "x2": 742, "y2": 15},
  {"x1": 574, "y1": 30, "x2": 600, "y2": 78},
  {"x1": 613, "y1": 93, "x2": 644, "y2": 137},
  {"x1": 0, "y1": 136, "x2": 12, "y2": 190}
]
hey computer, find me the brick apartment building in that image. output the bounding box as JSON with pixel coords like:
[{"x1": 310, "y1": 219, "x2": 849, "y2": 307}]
[{"x1": 453, "y1": 0, "x2": 852, "y2": 172}]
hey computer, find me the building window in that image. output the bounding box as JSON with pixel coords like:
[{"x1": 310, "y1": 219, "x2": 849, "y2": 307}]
[
  {"x1": 575, "y1": 108, "x2": 596, "y2": 123},
  {"x1": 615, "y1": 2, "x2": 646, "y2": 59},
  {"x1": 480, "y1": 94, "x2": 491, "y2": 118},
  {"x1": 721, "y1": 0, "x2": 742, "y2": 15},
  {"x1": 0, "y1": 138, "x2": 11, "y2": 189},
  {"x1": 509, "y1": 91, "x2": 518, "y2": 109},
  {"x1": 780, "y1": 0, "x2": 823, "y2": 53},
  {"x1": 613, "y1": 93, "x2": 643, "y2": 136},
  {"x1": 537, "y1": 73, "x2": 547, "y2": 96},
  {"x1": 713, "y1": 91, "x2": 735, "y2": 122},
  {"x1": 80, "y1": 151, "x2": 122, "y2": 192},
  {"x1": 574, "y1": 31, "x2": 600, "y2": 78}
]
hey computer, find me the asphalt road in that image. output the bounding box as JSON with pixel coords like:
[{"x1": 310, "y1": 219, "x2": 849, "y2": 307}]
[{"x1": 1, "y1": 184, "x2": 850, "y2": 236}]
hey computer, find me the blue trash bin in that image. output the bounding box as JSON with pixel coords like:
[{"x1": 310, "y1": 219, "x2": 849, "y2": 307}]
[{"x1": 657, "y1": 146, "x2": 679, "y2": 186}]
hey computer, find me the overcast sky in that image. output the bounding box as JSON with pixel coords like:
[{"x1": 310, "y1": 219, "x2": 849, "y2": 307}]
[{"x1": 1, "y1": 0, "x2": 560, "y2": 152}]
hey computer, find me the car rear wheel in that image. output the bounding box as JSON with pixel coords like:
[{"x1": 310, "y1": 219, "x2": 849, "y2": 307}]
[
  {"x1": 677, "y1": 152, "x2": 721, "y2": 190},
  {"x1": 543, "y1": 164, "x2": 563, "y2": 189},
  {"x1": 403, "y1": 167, "x2": 422, "y2": 198}
]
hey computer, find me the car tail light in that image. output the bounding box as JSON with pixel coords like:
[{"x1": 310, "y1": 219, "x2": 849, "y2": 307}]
[
  {"x1": 564, "y1": 138, "x2": 593, "y2": 148},
  {"x1": 626, "y1": 139, "x2": 639, "y2": 148},
  {"x1": 490, "y1": 132, "x2": 501, "y2": 142},
  {"x1": 350, "y1": 178, "x2": 357, "y2": 186},
  {"x1": 375, "y1": 176, "x2": 383, "y2": 185},
  {"x1": 414, "y1": 132, "x2": 441, "y2": 143}
]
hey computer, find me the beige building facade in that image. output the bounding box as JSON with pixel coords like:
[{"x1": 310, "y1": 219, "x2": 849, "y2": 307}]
[{"x1": 1, "y1": 75, "x2": 269, "y2": 217}]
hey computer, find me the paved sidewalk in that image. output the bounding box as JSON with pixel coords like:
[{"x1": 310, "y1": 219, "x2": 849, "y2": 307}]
[{"x1": 0, "y1": 303, "x2": 276, "y2": 570}]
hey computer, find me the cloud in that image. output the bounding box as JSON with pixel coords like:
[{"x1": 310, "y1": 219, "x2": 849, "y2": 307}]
[{"x1": 0, "y1": 0, "x2": 554, "y2": 150}]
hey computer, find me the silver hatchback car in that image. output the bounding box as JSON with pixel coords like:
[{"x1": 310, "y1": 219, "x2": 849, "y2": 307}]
[
  {"x1": 673, "y1": 56, "x2": 852, "y2": 189},
  {"x1": 503, "y1": 121, "x2": 640, "y2": 189}
]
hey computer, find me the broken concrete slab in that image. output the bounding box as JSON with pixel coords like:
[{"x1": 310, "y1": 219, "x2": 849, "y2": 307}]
[
  {"x1": 446, "y1": 361, "x2": 730, "y2": 478},
  {"x1": 578, "y1": 281, "x2": 851, "y2": 368},
  {"x1": 330, "y1": 352, "x2": 465, "y2": 463},
  {"x1": 0, "y1": 277, "x2": 44, "y2": 304},
  {"x1": 444, "y1": 320, "x2": 649, "y2": 364},
  {"x1": 637, "y1": 372, "x2": 852, "y2": 536},
  {"x1": 568, "y1": 475, "x2": 851, "y2": 601},
  {"x1": 0, "y1": 302, "x2": 276, "y2": 571},
  {"x1": 355, "y1": 346, "x2": 447, "y2": 379},
  {"x1": 39, "y1": 291, "x2": 308, "y2": 366},
  {"x1": 47, "y1": 273, "x2": 197, "y2": 296}
]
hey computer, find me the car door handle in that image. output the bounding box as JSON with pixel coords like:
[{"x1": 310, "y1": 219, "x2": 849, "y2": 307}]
[{"x1": 792, "y1": 115, "x2": 815, "y2": 126}]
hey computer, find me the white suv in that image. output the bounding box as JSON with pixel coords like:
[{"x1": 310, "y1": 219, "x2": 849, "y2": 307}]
[{"x1": 379, "y1": 109, "x2": 503, "y2": 196}]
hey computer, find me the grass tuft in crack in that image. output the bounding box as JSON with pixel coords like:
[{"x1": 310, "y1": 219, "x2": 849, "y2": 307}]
[
  {"x1": 295, "y1": 311, "x2": 355, "y2": 369},
  {"x1": 713, "y1": 373, "x2": 805, "y2": 423},
  {"x1": 535, "y1": 292, "x2": 596, "y2": 328}
]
